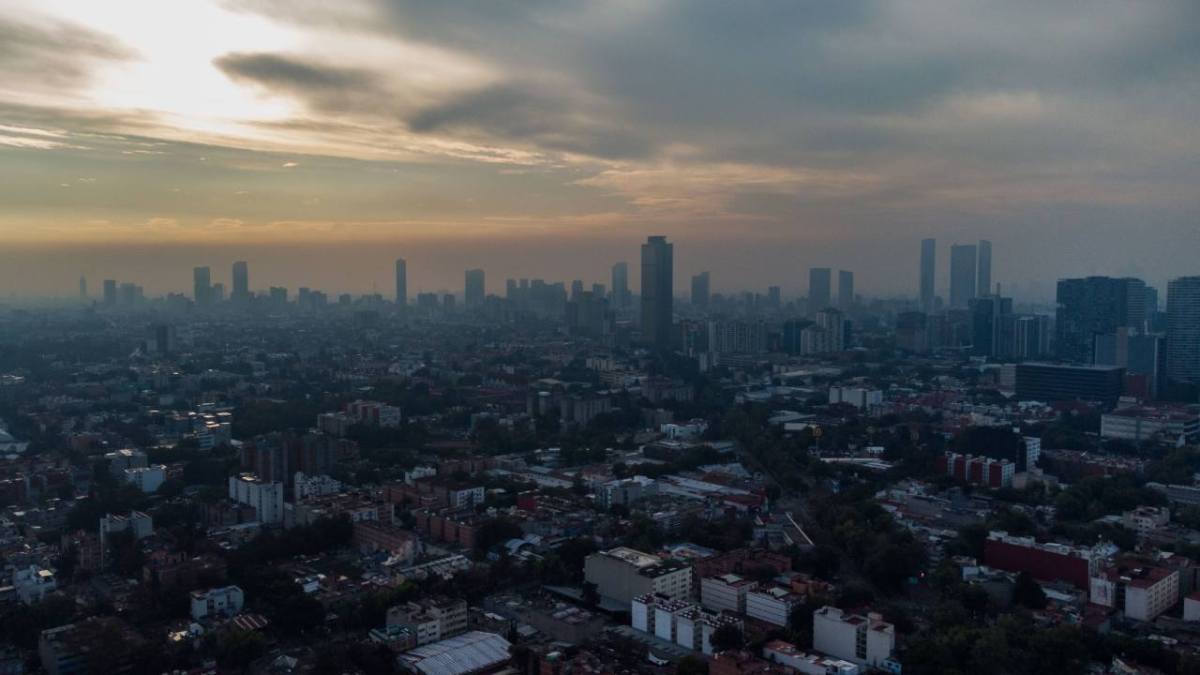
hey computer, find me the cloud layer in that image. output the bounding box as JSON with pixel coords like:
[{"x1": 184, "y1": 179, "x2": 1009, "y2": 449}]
[{"x1": 0, "y1": 0, "x2": 1197, "y2": 297}]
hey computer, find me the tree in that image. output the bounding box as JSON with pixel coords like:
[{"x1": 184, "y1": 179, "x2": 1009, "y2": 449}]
[
  {"x1": 581, "y1": 581, "x2": 600, "y2": 608},
  {"x1": 1012, "y1": 572, "x2": 1047, "y2": 609},
  {"x1": 678, "y1": 655, "x2": 709, "y2": 675},
  {"x1": 708, "y1": 624, "x2": 745, "y2": 653}
]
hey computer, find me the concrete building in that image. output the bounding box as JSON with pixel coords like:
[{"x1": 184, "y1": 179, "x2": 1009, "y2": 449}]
[
  {"x1": 692, "y1": 271, "x2": 711, "y2": 309},
  {"x1": 1014, "y1": 362, "x2": 1125, "y2": 407},
  {"x1": 812, "y1": 606, "x2": 895, "y2": 669},
  {"x1": 387, "y1": 597, "x2": 469, "y2": 646},
  {"x1": 228, "y1": 473, "x2": 285, "y2": 524},
  {"x1": 597, "y1": 476, "x2": 657, "y2": 511},
  {"x1": 1166, "y1": 276, "x2": 1200, "y2": 386},
  {"x1": 827, "y1": 387, "x2": 881, "y2": 411},
  {"x1": 395, "y1": 258, "x2": 407, "y2": 306},
  {"x1": 641, "y1": 236, "x2": 674, "y2": 351},
  {"x1": 936, "y1": 452, "x2": 1015, "y2": 488},
  {"x1": 105, "y1": 448, "x2": 148, "y2": 476},
  {"x1": 190, "y1": 585, "x2": 244, "y2": 620},
  {"x1": 919, "y1": 238, "x2": 936, "y2": 313},
  {"x1": 982, "y1": 531, "x2": 1106, "y2": 589},
  {"x1": 632, "y1": 594, "x2": 741, "y2": 656},
  {"x1": 1101, "y1": 406, "x2": 1200, "y2": 443},
  {"x1": 464, "y1": 268, "x2": 485, "y2": 308},
  {"x1": 12, "y1": 565, "x2": 57, "y2": 604},
  {"x1": 1185, "y1": 592, "x2": 1200, "y2": 622},
  {"x1": 746, "y1": 586, "x2": 802, "y2": 627},
  {"x1": 764, "y1": 640, "x2": 860, "y2": 675},
  {"x1": 949, "y1": 244, "x2": 977, "y2": 309},
  {"x1": 123, "y1": 465, "x2": 166, "y2": 493},
  {"x1": 584, "y1": 547, "x2": 692, "y2": 607},
  {"x1": 1089, "y1": 566, "x2": 1179, "y2": 622},
  {"x1": 701, "y1": 573, "x2": 757, "y2": 614},
  {"x1": 808, "y1": 268, "x2": 832, "y2": 313},
  {"x1": 1122, "y1": 507, "x2": 1170, "y2": 538}
]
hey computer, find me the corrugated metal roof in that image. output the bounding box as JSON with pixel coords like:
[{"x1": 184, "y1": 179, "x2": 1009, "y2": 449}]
[{"x1": 400, "y1": 631, "x2": 511, "y2": 675}]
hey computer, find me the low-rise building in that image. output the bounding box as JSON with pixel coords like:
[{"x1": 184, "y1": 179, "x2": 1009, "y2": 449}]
[
  {"x1": 191, "y1": 585, "x2": 245, "y2": 620},
  {"x1": 387, "y1": 596, "x2": 469, "y2": 647},
  {"x1": 123, "y1": 465, "x2": 166, "y2": 493},
  {"x1": 11, "y1": 565, "x2": 57, "y2": 604},
  {"x1": 228, "y1": 473, "x2": 285, "y2": 524},
  {"x1": 746, "y1": 586, "x2": 802, "y2": 627},
  {"x1": 812, "y1": 606, "x2": 895, "y2": 669},
  {"x1": 701, "y1": 574, "x2": 757, "y2": 614},
  {"x1": 763, "y1": 640, "x2": 859, "y2": 675},
  {"x1": 1090, "y1": 566, "x2": 1179, "y2": 622},
  {"x1": 584, "y1": 547, "x2": 692, "y2": 607}
]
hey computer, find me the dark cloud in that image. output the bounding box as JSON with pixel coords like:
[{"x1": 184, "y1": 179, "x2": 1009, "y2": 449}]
[
  {"x1": 0, "y1": 16, "x2": 135, "y2": 87},
  {"x1": 213, "y1": 52, "x2": 396, "y2": 117},
  {"x1": 215, "y1": 52, "x2": 375, "y2": 91},
  {"x1": 408, "y1": 83, "x2": 650, "y2": 159}
]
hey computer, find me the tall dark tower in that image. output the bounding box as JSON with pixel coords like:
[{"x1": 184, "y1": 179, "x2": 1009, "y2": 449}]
[
  {"x1": 193, "y1": 266, "x2": 212, "y2": 307},
  {"x1": 394, "y1": 258, "x2": 407, "y2": 306},
  {"x1": 920, "y1": 238, "x2": 936, "y2": 312},
  {"x1": 640, "y1": 236, "x2": 674, "y2": 351},
  {"x1": 949, "y1": 244, "x2": 977, "y2": 309},
  {"x1": 465, "y1": 268, "x2": 485, "y2": 308},
  {"x1": 977, "y1": 240, "x2": 992, "y2": 297},
  {"x1": 808, "y1": 268, "x2": 831, "y2": 313},
  {"x1": 232, "y1": 261, "x2": 249, "y2": 301}
]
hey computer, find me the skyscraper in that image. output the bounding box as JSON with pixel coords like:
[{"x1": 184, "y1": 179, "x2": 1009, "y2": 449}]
[
  {"x1": 838, "y1": 270, "x2": 854, "y2": 310},
  {"x1": 394, "y1": 258, "x2": 407, "y2": 306},
  {"x1": 767, "y1": 285, "x2": 782, "y2": 310},
  {"x1": 193, "y1": 266, "x2": 212, "y2": 307},
  {"x1": 611, "y1": 262, "x2": 629, "y2": 310},
  {"x1": 920, "y1": 238, "x2": 936, "y2": 312},
  {"x1": 465, "y1": 269, "x2": 485, "y2": 308},
  {"x1": 949, "y1": 244, "x2": 977, "y2": 309},
  {"x1": 1166, "y1": 276, "x2": 1200, "y2": 386},
  {"x1": 1055, "y1": 276, "x2": 1146, "y2": 364},
  {"x1": 103, "y1": 279, "x2": 117, "y2": 306},
  {"x1": 691, "y1": 271, "x2": 710, "y2": 309},
  {"x1": 808, "y1": 268, "x2": 832, "y2": 313},
  {"x1": 78, "y1": 276, "x2": 87, "y2": 300},
  {"x1": 640, "y1": 236, "x2": 674, "y2": 351},
  {"x1": 977, "y1": 240, "x2": 992, "y2": 296},
  {"x1": 232, "y1": 261, "x2": 249, "y2": 301}
]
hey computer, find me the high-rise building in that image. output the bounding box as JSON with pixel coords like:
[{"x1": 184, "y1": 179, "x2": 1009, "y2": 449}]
[
  {"x1": 394, "y1": 258, "x2": 407, "y2": 306},
  {"x1": 1056, "y1": 276, "x2": 1147, "y2": 364},
  {"x1": 808, "y1": 268, "x2": 831, "y2": 313},
  {"x1": 193, "y1": 267, "x2": 212, "y2": 307},
  {"x1": 977, "y1": 240, "x2": 992, "y2": 296},
  {"x1": 464, "y1": 269, "x2": 485, "y2": 308},
  {"x1": 571, "y1": 279, "x2": 584, "y2": 301},
  {"x1": 78, "y1": 276, "x2": 87, "y2": 300},
  {"x1": 641, "y1": 236, "x2": 674, "y2": 351},
  {"x1": 920, "y1": 238, "x2": 936, "y2": 312},
  {"x1": 767, "y1": 286, "x2": 782, "y2": 310},
  {"x1": 949, "y1": 245, "x2": 977, "y2": 309},
  {"x1": 1166, "y1": 276, "x2": 1200, "y2": 386},
  {"x1": 231, "y1": 261, "x2": 249, "y2": 301},
  {"x1": 691, "y1": 271, "x2": 710, "y2": 309},
  {"x1": 970, "y1": 295, "x2": 1012, "y2": 357},
  {"x1": 611, "y1": 262, "x2": 630, "y2": 310},
  {"x1": 838, "y1": 270, "x2": 854, "y2": 310}
]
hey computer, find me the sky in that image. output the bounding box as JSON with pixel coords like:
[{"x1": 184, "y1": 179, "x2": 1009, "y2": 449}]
[{"x1": 1, "y1": 0, "x2": 1198, "y2": 300}]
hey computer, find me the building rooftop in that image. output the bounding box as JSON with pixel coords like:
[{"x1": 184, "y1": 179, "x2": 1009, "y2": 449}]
[{"x1": 398, "y1": 631, "x2": 512, "y2": 675}]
